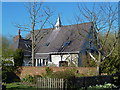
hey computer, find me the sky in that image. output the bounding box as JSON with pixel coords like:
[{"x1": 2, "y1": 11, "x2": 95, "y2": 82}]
[
  {"x1": 2, "y1": 2, "x2": 119, "y2": 39},
  {"x1": 2, "y1": 2, "x2": 80, "y2": 38}
]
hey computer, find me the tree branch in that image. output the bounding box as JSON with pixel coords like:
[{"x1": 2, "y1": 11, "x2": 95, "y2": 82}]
[
  {"x1": 86, "y1": 51, "x2": 97, "y2": 62},
  {"x1": 102, "y1": 36, "x2": 118, "y2": 60}
]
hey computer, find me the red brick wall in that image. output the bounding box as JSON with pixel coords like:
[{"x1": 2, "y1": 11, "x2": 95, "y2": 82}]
[{"x1": 16, "y1": 66, "x2": 97, "y2": 78}]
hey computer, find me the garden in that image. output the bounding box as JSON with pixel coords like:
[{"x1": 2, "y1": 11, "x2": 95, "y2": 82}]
[{"x1": 2, "y1": 66, "x2": 120, "y2": 89}]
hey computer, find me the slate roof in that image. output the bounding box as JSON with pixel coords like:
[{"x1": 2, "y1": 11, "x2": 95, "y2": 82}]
[
  {"x1": 12, "y1": 39, "x2": 32, "y2": 56},
  {"x1": 26, "y1": 22, "x2": 93, "y2": 58}
]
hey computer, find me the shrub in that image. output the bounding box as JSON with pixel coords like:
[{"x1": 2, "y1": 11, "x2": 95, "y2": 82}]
[
  {"x1": 22, "y1": 75, "x2": 34, "y2": 83},
  {"x1": 2, "y1": 61, "x2": 20, "y2": 83},
  {"x1": 13, "y1": 49, "x2": 24, "y2": 66},
  {"x1": 51, "y1": 69, "x2": 76, "y2": 79},
  {"x1": 42, "y1": 67, "x2": 79, "y2": 79},
  {"x1": 101, "y1": 55, "x2": 119, "y2": 75},
  {"x1": 46, "y1": 67, "x2": 53, "y2": 75},
  {"x1": 41, "y1": 67, "x2": 53, "y2": 78},
  {"x1": 88, "y1": 83, "x2": 117, "y2": 89},
  {"x1": 101, "y1": 55, "x2": 120, "y2": 85},
  {"x1": 22, "y1": 75, "x2": 42, "y2": 84}
]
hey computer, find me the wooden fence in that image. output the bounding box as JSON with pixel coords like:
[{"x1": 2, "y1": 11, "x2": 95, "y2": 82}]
[
  {"x1": 36, "y1": 78, "x2": 66, "y2": 89},
  {"x1": 36, "y1": 75, "x2": 113, "y2": 89}
]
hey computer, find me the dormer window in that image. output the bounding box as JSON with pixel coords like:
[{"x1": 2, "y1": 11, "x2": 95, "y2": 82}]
[
  {"x1": 44, "y1": 42, "x2": 50, "y2": 46},
  {"x1": 25, "y1": 44, "x2": 31, "y2": 49},
  {"x1": 62, "y1": 41, "x2": 71, "y2": 47}
]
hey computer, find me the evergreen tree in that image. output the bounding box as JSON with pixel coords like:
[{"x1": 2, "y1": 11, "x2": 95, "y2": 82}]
[{"x1": 13, "y1": 49, "x2": 24, "y2": 66}]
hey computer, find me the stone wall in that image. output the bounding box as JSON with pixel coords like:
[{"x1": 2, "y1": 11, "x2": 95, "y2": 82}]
[{"x1": 16, "y1": 66, "x2": 97, "y2": 78}]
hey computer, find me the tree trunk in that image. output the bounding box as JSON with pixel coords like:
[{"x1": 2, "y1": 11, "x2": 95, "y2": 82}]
[
  {"x1": 96, "y1": 52, "x2": 101, "y2": 75},
  {"x1": 96, "y1": 62, "x2": 100, "y2": 75},
  {"x1": 32, "y1": 22, "x2": 35, "y2": 66}
]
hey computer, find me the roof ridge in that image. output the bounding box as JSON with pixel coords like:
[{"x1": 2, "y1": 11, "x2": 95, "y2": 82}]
[{"x1": 35, "y1": 22, "x2": 93, "y2": 31}]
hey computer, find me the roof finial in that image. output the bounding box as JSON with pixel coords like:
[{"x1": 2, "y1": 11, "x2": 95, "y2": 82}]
[{"x1": 55, "y1": 14, "x2": 62, "y2": 29}]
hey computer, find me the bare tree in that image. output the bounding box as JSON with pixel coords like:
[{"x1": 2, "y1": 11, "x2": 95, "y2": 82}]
[
  {"x1": 76, "y1": 2, "x2": 118, "y2": 75},
  {"x1": 15, "y1": 2, "x2": 53, "y2": 66}
]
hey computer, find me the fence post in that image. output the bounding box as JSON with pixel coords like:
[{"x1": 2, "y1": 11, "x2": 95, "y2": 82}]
[{"x1": 63, "y1": 79, "x2": 67, "y2": 90}]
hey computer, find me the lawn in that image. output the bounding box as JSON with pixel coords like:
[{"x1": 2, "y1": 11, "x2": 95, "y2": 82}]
[
  {"x1": 5, "y1": 82, "x2": 36, "y2": 90},
  {"x1": 4, "y1": 82, "x2": 119, "y2": 90}
]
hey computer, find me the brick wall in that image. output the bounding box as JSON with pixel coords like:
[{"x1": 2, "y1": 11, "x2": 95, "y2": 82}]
[{"x1": 16, "y1": 66, "x2": 97, "y2": 78}]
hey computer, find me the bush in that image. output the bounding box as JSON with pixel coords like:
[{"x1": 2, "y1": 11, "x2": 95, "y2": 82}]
[
  {"x1": 22, "y1": 75, "x2": 34, "y2": 83},
  {"x1": 113, "y1": 73, "x2": 120, "y2": 86},
  {"x1": 101, "y1": 55, "x2": 120, "y2": 85},
  {"x1": 2, "y1": 61, "x2": 20, "y2": 83},
  {"x1": 13, "y1": 49, "x2": 24, "y2": 66},
  {"x1": 101, "y1": 55, "x2": 120, "y2": 75},
  {"x1": 87, "y1": 83, "x2": 117, "y2": 89},
  {"x1": 42, "y1": 67, "x2": 79, "y2": 79},
  {"x1": 42, "y1": 67, "x2": 53, "y2": 78},
  {"x1": 52, "y1": 69, "x2": 76, "y2": 79},
  {"x1": 22, "y1": 75, "x2": 42, "y2": 84},
  {"x1": 45, "y1": 67, "x2": 53, "y2": 75}
]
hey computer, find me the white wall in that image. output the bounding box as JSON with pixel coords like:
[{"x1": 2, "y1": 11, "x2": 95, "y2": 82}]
[{"x1": 51, "y1": 54, "x2": 78, "y2": 66}]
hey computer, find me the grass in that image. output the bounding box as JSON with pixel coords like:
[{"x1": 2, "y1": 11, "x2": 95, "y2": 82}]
[{"x1": 5, "y1": 82, "x2": 36, "y2": 90}]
